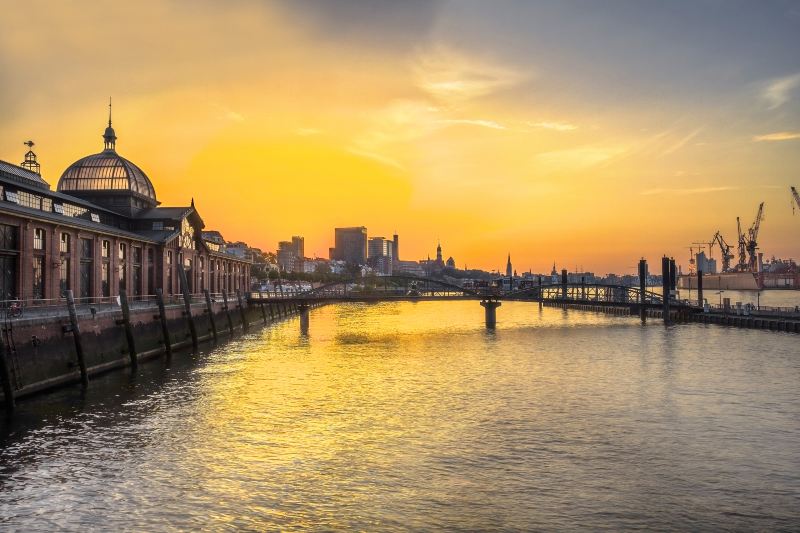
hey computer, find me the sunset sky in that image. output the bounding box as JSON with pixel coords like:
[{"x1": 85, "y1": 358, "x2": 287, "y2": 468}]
[{"x1": 1, "y1": 0, "x2": 799, "y2": 273}]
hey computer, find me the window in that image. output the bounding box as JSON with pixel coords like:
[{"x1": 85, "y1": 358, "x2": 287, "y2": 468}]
[
  {"x1": 147, "y1": 248, "x2": 155, "y2": 295},
  {"x1": 33, "y1": 228, "x2": 45, "y2": 250},
  {"x1": 101, "y1": 263, "x2": 110, "y2": 297},
  {"x1": 60, "y1": 232, "x2": 70, "y2": 253},
  {"x1": 166, "y1": 251, "x2": 173, "y2": 295},
  {"x1": 118, "y1": 243, "x2": 127, "y2": 293},
  {"x1": 32, "y1": 256, "x2": 44, "y2": 299},
  {"x1": 5, "y1": 191, "x2": 19, "y2": 204},
  {"x1": 152, "y1": 221, "x2": 163, "y2": 231},
  {"x1": 60, "y1": 258, "x2": 70, "y2": 295},
  {"x1": 0, "y1": 224, "x2": 18, "y2": 251},
  {"x1": 101, "y1": 240, "x2": 110, "y2": 258},
  {"x1": 79, "y1": 238, "x2": 93, "y2": 299},
  {"x1": 132, "y1": 247, "x2": 142, "y2": 296}
]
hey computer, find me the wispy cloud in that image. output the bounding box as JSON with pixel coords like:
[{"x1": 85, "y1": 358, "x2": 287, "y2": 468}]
[
  {"x1": 640, "y1": 186, "x2": 738, "y2": 196},
  {"x1": 346, "y1": 147, "x2": 404, "y2": 170},
  {"x1": 753, "y1": 131, "x2": 800, "y2": 142},
  {"x1": 439, "y1": 118, "x2": 507, "y2": 130},
  {"x1": 527, "y1": 121, "x2": 578, "y2": 132},
  {"x1": 415, "y1": 46, "x2": 525, "y2": 101},
  {"x1": 761, "y1": 73, "x2": 800, "y2": 109},
  {"x1": 661, "y1": 127, "x2": 703, "y2": 156}
]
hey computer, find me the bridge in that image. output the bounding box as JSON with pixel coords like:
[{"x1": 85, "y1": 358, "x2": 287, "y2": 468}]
[{"x1": 248, "y1": 275, "x2": 682, "y2": 330}]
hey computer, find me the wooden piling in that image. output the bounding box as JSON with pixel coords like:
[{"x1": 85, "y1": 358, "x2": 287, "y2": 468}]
[
  {"x1": 118, "y1": 290, "x2": 138, "y2": 369},
  {"x1": 222, "y1": 290, "x2": 235, "y2": 336},
  {"x1": 178, "y1": 267, "x2": 198, "y2": 351},
  {"x1": 0, "y1": 334, "x2": 15, "y2": 414},
  {"x1": 155, "y1": 288, "x2": 172, "y2": 358},
  {"x1": 65, "y1": 290, "x2": 89, "y2": 389},
  {"x1": 236, "y1": 290, "x2": 249, "y2": 332},
  {"x1": 204, "y1": 289, "x2": 218, "y2": 343}
]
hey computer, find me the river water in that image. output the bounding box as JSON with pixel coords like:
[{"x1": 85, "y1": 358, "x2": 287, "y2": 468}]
[{"x1": 1, "y1": 301, "x2": 799, "y2": 531}]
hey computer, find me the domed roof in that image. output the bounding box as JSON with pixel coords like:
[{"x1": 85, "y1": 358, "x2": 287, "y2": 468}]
[
  {"x1": 57, "y1": 150, "x2": 157, "y2": 202},
  {"x1": 56, "y1": 112, "x2": 157, "y2": 205}
]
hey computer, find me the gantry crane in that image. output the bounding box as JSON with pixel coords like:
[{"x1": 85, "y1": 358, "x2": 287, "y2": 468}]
[
  {"x1": 736, "y1": 216, "x2": 747, "y2": 271},
  {"x1": 711, "y1": 231, "x2": 735, "y2": 272},
  {"x1": 792, "y1": 186, "x2": 800, "y2": 214},
  {"x1": 745, "y1": 202, "x2": 764, "y2": 272}
]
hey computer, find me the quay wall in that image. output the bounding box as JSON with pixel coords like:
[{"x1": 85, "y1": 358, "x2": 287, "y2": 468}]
[{"x1": 1, "y1": 297, "x2": 315, "y2": 411}]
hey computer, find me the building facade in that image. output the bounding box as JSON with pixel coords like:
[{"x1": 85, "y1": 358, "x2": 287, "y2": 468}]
[
  {"x1": 0, "y1": 117, "x2": 251, "y2": 303},
  {"x1": 332, "y1": 226, "x2": 367, "y2": 265}
]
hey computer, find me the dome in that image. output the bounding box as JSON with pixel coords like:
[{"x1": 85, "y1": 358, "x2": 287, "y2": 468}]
[{"x1": 57, "y1": 150, "x2": 157, "y2": 204}]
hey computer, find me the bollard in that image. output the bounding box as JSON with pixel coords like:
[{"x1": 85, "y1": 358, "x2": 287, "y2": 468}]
[
  {"x1": 118, "y1": 290, "x2": 138, "y2": 369},
  {"x1": 155, "y1": 288, "x2": 172, "y2": 357},
  {"x1": 65, "y1": 290, "x2": 89, "y2": 389},
  {"x1": 204, "y1": 289, "x2": 218, "y2": 343}
]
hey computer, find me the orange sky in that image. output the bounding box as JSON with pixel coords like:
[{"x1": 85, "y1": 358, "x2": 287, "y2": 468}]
[{"x1": 1, "y1": 1, "x2": 798, "y2": 273}]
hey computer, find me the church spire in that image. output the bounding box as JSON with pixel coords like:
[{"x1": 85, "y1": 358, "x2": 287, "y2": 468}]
[{"x1": 103, "y1": 97, "x2": 117, "y2": 151}]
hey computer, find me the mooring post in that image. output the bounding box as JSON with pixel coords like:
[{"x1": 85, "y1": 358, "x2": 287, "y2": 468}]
[
  {"x1": 480, "y1": 299, "x2": 502, "y2": 329},
  {"x1": 0, "y1": 333, "x2": 15, "y2": 414},
  {"x1": 661, "y1": 256, "x2": 671, "y2": 325},
  {"x1": 268, "y1": 302, "x2": 275, "y2": 321},
  {"x1": 222, "y1": 290, "x2": 235, "y2": 336},
  {"x1": 697, "y1": 269, "x2": 704, "y2": 309},
  {"x1": 561, "y1": 269, "x2": 568, "y2": 300},
  {"x1": 204, "y1": 289, "x2": 218, "y2": 343},
  {"x1": 178, "y1": 267, "x2": 198, "y2": 351},
  {"x1": 155, "y1": 288, "x2": 172, "y2": 357},
  {"x1": 236, "y1": 290, "x2": 249, "y2": 332},
  {"x1": 118, "y1": 289, "x2": 138, "y2": 369},
  {"x1": 638, "y1": 258, "x2": 648, "y2": 323},
  {"x1": 65, "y1": 290, "x2": 89, "y2": 389},
  {"x1": 299, "y1": 301, "x2": 310, "y2": 334}
]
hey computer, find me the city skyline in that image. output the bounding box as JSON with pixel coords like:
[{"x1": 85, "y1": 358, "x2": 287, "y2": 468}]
[{"x1": 1, "y1": 1, "x2": 799, "y2": 272}]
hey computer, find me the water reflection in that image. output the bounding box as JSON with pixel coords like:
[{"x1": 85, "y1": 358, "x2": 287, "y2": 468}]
[{"x1": 1, "y1": 301, "x2": 799, "y2": 530}]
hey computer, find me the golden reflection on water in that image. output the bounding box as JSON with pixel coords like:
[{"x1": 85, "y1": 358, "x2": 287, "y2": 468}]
[
  {"x1": 3, "y1": 301, "x2": 799, "y2": 530},
  {"x1": 186, "y1": 302, "x2": 658, "y2": 529}
]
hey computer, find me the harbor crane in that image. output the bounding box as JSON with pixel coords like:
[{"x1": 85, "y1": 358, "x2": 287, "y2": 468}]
[
  {"x1": 711, "y1": 231, "x2": 735, "y2": 272},
  {"x1": 745, "y1": 202, "x2": 764, "y2": 272},
  {"x1": 736, "y1": 216, "x2": 747, "y2": 271},
  {"x1": 792, "y1": 186, "x2": 800, "y2": 214}
]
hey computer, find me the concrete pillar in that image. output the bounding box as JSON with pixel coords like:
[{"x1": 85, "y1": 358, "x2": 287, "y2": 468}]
[
  {"x1": 697, "y1": 269, "x2": 704, "y2": 308},
  {"x1": 661, "y1": 256, "x2": 670, "y2": 325},
  {"x1": 299, "y1": 302, "x2": 310, "y2": 334},
  {"x1": 638, "y1": 258, "x2": 647, "y2": 323},
  {"x1": 480, "y1": 299, "x2": 501, "y2": 329}
]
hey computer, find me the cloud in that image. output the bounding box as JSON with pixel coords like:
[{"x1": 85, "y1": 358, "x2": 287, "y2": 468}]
[
  {"x1": 534, "y1": 146, "x2": 623, "y2": 172},
  {"x1": 640, "y1": 186, "x2": 738, "y2": 196},
  {"x1": 761, "y1": 73, "x2": 800, "y2": 109},
  {"x1": 753, "y1": 131, "x2": 800, "y2": 142},
  {"x1": 528, "y1": 121, "x2": 578, "y2": 132},
  {"x1": 346, "y1": 147, "x2": 404, "y2": 170},
  {"x1": 661, "y1": 127, "x2": 703, "y2": 156},
  {"x1": 414, "y1": 46, "x2": 525, "y2": 101},
  {"x1": 438, "y1": 118, "x2": 507, "y2": 130}
]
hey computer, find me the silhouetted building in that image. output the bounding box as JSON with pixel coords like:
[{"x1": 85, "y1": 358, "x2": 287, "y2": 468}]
[
  {"x1": 0, "y1": 110, "x2": 251, "y2": 302},
  {"x1": 506, "y1": 254, "x2": 512, "y2": 277},
  {"x1": 446, "y1": 256, "x2": 456, "y2": 268},
  {"x1": 393, "y1": 232, "x2": 400, "y2": 264},
  {"x1": 368, "y1": 236, "x2": 393, "y2": 275},
  {"x1": 332, "y1": 226, "x2": 367, "y2": 265}
]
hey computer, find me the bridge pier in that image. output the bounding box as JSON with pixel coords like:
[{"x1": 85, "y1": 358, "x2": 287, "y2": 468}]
[
  {"x1": 638, "y1": 258, "x2": 647, "y2": 323},
  {"x1": 480, "y1": 299, "x2": 501, "y2": 329},
  {"x1": 298, "y1": 302, "x2": 310, "y2": 334}
]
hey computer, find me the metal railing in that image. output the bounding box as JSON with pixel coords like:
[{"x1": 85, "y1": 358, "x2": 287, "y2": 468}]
[{"x1": 0, "y1": 292, "x2": 234, "y2": 321}]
